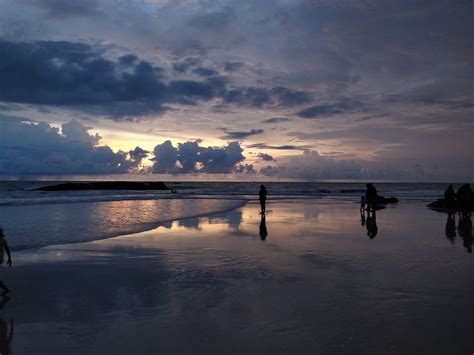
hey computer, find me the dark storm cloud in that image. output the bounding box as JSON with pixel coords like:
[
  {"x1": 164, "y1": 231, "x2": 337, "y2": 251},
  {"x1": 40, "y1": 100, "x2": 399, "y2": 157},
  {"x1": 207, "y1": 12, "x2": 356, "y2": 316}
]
[
  {"x1": 0, "y1": 40, "x2": 229, "y2": 117},
  {"x1": 220, "y1": 128, "x2": 264, "y2": 140},
  {"x1": 257, "y1": 153, "x2": 274, "y2": 161},
  {"x1": 0, "y1": 40, "x2": 168, "y2": 117},
  {"x1": 0, "y1": 116, "x2": 143, "y2": 174},
  {"x1": 151, "y1": 140, "x2": 246, "y2": 174},
  {"x1": 0, "y1": 40, "x2": 312, "y2": 118},
  {"x1": 262, "y1": 117, "x2": 289, "y2": 124}
]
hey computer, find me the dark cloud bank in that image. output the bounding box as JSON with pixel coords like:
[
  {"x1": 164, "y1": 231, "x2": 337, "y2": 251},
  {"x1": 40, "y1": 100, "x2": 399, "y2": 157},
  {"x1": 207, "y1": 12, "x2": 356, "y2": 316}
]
[
  {"x1": 0, "y1": 117, "x2": 250, "y2": 175},
  {"x1": 0, "y1": 40, "x2": 311, "y2": 119}
]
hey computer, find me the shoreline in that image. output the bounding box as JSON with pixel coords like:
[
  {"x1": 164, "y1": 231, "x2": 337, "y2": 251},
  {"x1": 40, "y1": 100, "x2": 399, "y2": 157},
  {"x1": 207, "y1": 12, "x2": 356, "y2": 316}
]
[{"x1": 6, "y1": 196, "x2": 441, "y2": 253}]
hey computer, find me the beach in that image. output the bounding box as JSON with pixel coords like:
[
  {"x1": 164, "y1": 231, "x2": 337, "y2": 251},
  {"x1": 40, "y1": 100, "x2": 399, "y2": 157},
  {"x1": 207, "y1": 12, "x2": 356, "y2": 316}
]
[{"x1": 2, "y1": 197, "x2": 473, "y2": 354}]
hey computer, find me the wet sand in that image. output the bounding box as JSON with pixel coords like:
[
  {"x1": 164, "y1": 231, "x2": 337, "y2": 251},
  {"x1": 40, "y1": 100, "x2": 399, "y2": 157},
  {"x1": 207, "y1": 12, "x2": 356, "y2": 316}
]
[{"x1": 2, "y1": 199, "x2": 473, "y2": 354}]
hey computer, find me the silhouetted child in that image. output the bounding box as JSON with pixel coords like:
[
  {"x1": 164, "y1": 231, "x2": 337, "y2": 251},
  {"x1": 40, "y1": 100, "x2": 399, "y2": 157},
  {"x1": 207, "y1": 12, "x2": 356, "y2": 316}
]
[
  {"x1": 259, "y1": 185, "x2": 267, "y2": 214},
  {"x1": 0, "y1": 229, "x2": 12, "y2": 295},
  {"x1": 360, "y1": 196, "x2": 366, "y2": 213}
]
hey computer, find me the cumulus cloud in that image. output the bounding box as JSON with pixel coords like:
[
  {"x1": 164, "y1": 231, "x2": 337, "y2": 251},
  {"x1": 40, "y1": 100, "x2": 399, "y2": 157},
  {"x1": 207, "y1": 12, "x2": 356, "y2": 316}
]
[
  {"x1": 129, "y1": 146, "x2": 149, "y2": 165},
  {"x1": 257, "y1": 153, "x2": 274, "y2": 161},
  {"x1": 0, "y1": 116, "x2": 142, "y2": 174},
  {"x1": 233, "y1": 163, "x2": 255, "y2": 174},
  {"x1": 151, "y1": 140, "x2": 246, "y2": 174}
]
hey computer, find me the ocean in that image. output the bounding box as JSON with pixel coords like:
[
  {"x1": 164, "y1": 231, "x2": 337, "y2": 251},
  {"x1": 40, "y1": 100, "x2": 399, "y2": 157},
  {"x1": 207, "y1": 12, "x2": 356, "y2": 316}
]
[{"x1": 0, "y1": 180, "x2": 455, "y2": 251}]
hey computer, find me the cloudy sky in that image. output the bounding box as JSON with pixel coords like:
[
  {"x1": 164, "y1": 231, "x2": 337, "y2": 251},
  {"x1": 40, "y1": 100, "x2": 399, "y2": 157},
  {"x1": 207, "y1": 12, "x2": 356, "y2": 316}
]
[{"x1": 0, "y1": 0, "x2": 472, "y2": 181}]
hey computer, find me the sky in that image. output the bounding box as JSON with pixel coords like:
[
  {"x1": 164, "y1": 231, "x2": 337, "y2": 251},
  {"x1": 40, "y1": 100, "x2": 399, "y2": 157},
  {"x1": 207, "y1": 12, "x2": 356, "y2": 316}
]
[{"x1": 0, "y1": 0, "x2": 472, "y2": 181}]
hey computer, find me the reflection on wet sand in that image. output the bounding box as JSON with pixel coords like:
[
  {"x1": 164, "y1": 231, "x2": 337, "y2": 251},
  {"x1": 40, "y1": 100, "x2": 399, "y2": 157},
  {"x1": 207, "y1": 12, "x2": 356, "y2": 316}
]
[
  {"x1": 259, "y1": 214, "x2": 268, "y2": 241},
  {"x1": 445, "y1": 212, "x2": 456, "y2": 243},
  {"x1": 7, "y1": 200, "x2": 474, "y2": 354},
  {"x1": 444, "y1": 212, "x2": 472, "y2": 253},
  {"x1": 360, "y1": 208, "x2": 378, "y2": 239},
  {"x1": 0, "y1": 295, "x2": 13, "y2": 355}
]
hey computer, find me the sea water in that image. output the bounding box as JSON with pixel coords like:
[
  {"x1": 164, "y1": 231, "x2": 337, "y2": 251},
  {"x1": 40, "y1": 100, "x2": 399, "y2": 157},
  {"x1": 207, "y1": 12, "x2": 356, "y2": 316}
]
[{"x1": 0, "y1": 180, "x2": 459, "y2": 250}]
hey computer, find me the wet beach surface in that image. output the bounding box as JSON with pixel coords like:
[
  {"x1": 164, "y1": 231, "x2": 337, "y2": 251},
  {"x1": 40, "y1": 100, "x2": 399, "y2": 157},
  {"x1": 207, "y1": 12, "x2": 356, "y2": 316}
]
[{"x1": 2, "y1": 199, "x2": 473, "y2": 354}]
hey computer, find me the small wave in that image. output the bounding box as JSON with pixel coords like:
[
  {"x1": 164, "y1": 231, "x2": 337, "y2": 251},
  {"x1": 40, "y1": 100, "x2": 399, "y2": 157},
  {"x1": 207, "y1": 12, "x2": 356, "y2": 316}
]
[{"x1": 4, "y1": 198, "x2": 247, "y2": 251}]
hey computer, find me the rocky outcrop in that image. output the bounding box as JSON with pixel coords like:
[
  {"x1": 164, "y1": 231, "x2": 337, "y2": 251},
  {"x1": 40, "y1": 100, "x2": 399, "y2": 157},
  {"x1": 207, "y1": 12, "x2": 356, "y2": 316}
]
[
  {"x1": 36, "y1": 181, "x2": 169, "y2": 191},
  {"x1": 375, "y1": 196, "x2": 399, "y2": 204},
  {"x1": 427, "y1": 198, "x2": 474, "y2": 211}
]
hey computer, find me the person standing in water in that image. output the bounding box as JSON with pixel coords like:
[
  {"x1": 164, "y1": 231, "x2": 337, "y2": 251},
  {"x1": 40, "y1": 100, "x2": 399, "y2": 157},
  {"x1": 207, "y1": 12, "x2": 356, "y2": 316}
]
[
  {"x1": 0, "y1": 229, "x2": 12, "y2": 295},
  {"x1": 259, "y1": 185, "x2": 267, "y2": 214}
]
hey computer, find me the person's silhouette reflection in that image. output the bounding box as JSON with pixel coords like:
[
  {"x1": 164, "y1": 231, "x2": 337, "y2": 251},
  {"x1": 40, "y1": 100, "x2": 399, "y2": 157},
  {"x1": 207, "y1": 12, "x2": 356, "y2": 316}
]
[
  {"x1": 259, "y1": 214, "x2": 268, "y2": 241},
  {"x1": 445, "y1": 212, "x2": 456, "y2": 243},
  {"x1": 366, "y1": 209, "x2": 378, "y2": 239},
  {"x1": 458, "y1": 212, "x2": 472, "y2": 253},
  {"x1": 0, "y1": 296, "x2": 13, "y2": 355},
  {"x1": 360, "y1": 208, "x2": 366, "y2": 226}
]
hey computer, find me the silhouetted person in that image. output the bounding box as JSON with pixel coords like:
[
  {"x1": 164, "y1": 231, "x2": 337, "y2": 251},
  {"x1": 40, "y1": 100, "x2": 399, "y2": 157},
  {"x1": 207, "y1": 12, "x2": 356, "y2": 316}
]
[
  {"x1": 360, "y1": 196, "x2": 366, "y2": 214},
  {"x1": 456, "y1": 183, "x2": 472, "y2": 212},
  {"x1": 445, "y1": 212, "x2": 456, "y2": 243},
  {"x1": 0, "y1": 229, "x2": 11, "y2": 295},
  {"x1": 366, "y1": 209, "x2": 378, "y2": 239},
  {"x1": 259, "y1": 185, "x2": 267, "y2": 214},
  {"x1": 444, "y1": 184, "x2": 456, "y2": 210},
  {"x1": 365, "y1": 183, "x2": 378, "y2": 212},
  {"x1": 259, "y1": 214, "x2": 268, "y2": 241},
  {"x1": 0, "y1": 296, "x2": 13, "y2": 355},
  {"x1": 458, "y1": 212, "x2": 472, "y2": 253}
]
